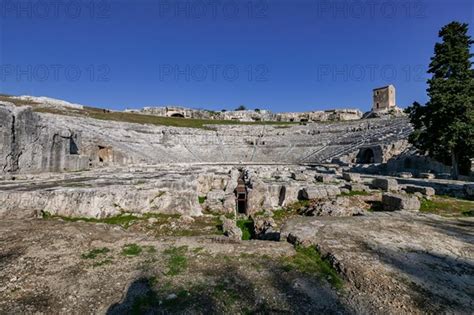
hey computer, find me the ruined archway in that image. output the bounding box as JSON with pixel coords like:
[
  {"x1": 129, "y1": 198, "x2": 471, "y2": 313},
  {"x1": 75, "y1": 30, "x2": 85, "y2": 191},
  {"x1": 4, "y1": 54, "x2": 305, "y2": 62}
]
[
  {"x1": 98, "y1": 145, "x2": 113, "y2": 163},
  {"x1": 357, "y1": 148, "x2": 375, "y2": 164},
  {"x1": 170, "y1": 113, "x2": 185, "y2": 118},
  {"x1": 404, "y1": 157, "x2": 412, "y2": 169}
]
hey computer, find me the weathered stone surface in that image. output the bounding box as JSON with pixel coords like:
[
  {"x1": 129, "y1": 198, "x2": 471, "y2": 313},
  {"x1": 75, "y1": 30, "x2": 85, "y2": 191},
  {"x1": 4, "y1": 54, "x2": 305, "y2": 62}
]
[
  {"x1": 300, "y1": 185, "x2": 340, "y2": 200},
  {"x1": 372, "y1": 177, "x2": 398, "y2": 192},
  {"x1": 419, "y1": 173, "x2": 435, "y2": 179},
  {"x1": 398, "y1": 172, "x2": 413, "y2": 178},
  {"x1": 291, "y1": 172, "x2": 307, "y2": 181},
  {"x1": 253, "y1": 217, "x2": 279, "y2": 241},
  {"x1": 346, "y1": 183, "x2": 370, "y2": 192},
  {"x1": 0, "y1": 103, "x2": 89, "y2": 174},
  {"x1": 206, "y1": 190, "x2": 225, "y2": 203},
  {"x1": 299, "y1": 197, "x2": 365, "y2": 217},
  {"x1": 203, "y1": 190, "x2": 229, "y2": 214},
  {"x1": 222, "y1": 194, "x2": 237, "y2": 214},
  {"x1": 342, "y1": 172, "x2": 361, "y2": 183},
  {"x1": 246, "y1": 177, "x2": 290, "y2": 213},
  {"x1": 404, "y1": 185, "x2": 435, "y2": 196},
  {"x1": 280, "y1": 213, "x2": 474, "y2": 314},
  {"x1": 382, "y1": 193, "x2": 420, "y2": 211},
  {"x1": 220, "y1": 216, "x2": 242, "y2": 240},
  {"x1": 315, "y1": 174, "x2": 333, "y2": 183}
]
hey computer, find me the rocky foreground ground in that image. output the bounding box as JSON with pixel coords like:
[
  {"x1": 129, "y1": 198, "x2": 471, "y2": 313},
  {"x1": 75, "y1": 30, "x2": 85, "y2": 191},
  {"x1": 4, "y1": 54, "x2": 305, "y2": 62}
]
[{"x1": 1, "y1": 210, "x2": 473, "y2": 314}]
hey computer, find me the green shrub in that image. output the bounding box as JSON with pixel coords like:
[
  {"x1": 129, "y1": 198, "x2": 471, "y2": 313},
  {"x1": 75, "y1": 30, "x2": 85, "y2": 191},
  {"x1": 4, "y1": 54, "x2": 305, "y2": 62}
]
[{"x1": 236, "y1": 219, "x2": 254, "y2": 240}]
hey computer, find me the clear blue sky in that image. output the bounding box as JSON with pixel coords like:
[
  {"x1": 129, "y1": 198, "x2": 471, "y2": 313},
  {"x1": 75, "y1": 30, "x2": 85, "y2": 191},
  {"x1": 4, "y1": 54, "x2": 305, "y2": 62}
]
[{"x1": 0, "y1": 0, "x2": 472, "y2": 112}]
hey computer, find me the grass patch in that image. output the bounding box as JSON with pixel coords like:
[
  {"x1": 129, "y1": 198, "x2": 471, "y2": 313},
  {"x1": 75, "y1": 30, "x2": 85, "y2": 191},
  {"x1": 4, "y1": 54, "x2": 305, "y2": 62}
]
[
  {"x1": 198, "y1": 196, "x2": 207, "y2": 204},
  {"x1": 420, "y1": 196, "x2": 474, "y2": 217},
  {"x1": 122, "y1": 243, "x2": 142, "y2": 257},
  {"x1": 236, "y1": 219, "x2": 254, "y2": 240},
  {"x1": 163, "y1": 246, "x2": 188, "y2": 276},
  {"x1": 81, "y1": 247, "x2": 110, "y2": 259},
  {"x1": 272, "y1": 209, "x2": 291, "y2": 221},
  {"x1": 283, "y1": 246, "x2": 343, "y2": 290}
]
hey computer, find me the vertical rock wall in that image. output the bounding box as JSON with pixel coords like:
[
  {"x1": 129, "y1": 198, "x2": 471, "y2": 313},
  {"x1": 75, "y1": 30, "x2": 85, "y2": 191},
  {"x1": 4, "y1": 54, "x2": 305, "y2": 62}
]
[{"x1": 0, "y1": 103, "x2": 89, "y2": 174}]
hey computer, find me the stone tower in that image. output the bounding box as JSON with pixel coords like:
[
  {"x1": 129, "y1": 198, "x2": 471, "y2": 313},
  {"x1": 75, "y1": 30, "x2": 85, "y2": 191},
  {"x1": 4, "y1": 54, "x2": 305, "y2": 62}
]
[{"x1": 373, "y1": 85, "x2": 396, "y2": 111}]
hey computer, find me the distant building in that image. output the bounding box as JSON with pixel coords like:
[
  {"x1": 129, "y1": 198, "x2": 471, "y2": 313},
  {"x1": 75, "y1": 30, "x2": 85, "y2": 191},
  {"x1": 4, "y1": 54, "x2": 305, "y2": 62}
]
[{"x1": 373, "y1": 85, "x2": 396, "y2": 111}]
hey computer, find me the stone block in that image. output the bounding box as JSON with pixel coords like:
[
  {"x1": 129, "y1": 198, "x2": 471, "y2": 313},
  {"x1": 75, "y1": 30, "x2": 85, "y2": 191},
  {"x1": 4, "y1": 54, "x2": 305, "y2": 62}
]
[
  {"x1": 222, "y1": 195, "x2": 236, "y2": 214},
  {"x1": 404, "y1": 185, "x2": 435, "y2": 196},
  {"x1": 348, "y1": 183, "x2": 370, "y2": 192},
  {"x1": 382, "y1": 193, "x2": 420, "y2": 211},
  {"x1": 300, "y1": 185, "x2": 340, "y2": 200},
  {"x1": 206, "y1": 190, "x2": 225, "y2": 203},
  {"x1": 292, "y1": 172, "x2": 307, "y2": 181},
  {"x1": 342, "y1": 172, "x2": 361, "y2": 183},
  {"x1": 220, "y1": 216, "x2": 242, "y2": 241},
  {"x1": 372, "y1": 178, "x2": 398, "y2": 192},
  {"x1": 315, "y1": 174, "x2": 333, "y2": 183},
  {"x1": 419, "y1": 173, "x2": 435, "y2": 179}
]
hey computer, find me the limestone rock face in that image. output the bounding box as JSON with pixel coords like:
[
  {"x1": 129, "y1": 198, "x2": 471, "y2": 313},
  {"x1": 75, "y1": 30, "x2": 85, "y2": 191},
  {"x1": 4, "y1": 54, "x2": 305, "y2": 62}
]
[
  {"x1": 291, "y1": 172, "x2": 307, "y2": 181},
  {"x1": 0, "y1": 185, "x2": 201, "y2": 219},
  {"x1": 420, "y1": 173, "x2": 436, "y2": 179},
  {"x1": 299, "y1": 197, "x2": 365, "y2": 217},
  {"x1": 0, "y1": 103, "x2": 89, "y2": 174},
  {"x1": 222, "y1": 194, "x2": 237, "y2": 214},
  {"x1": 372, "y1": 178, "x2": 399, "y2": 192},
  {"x1": 220, "y1": 216, "x2": 242, "y2": 240},
  {"x1": 346, "y1": 183, "x2": 370, "y2": 192},
  {"x1": 206, "y1": 189, "x2": 225, "y2": 203},
  {"x1": 247, "y1": 179, "x2": 286, "y2": 214},
  {"x1": 203, "y1": 189, "x2": 227, "y2": 214},
  {"x1": 0, "y1": 105, "x2": 14, "y2": 172},
  {"x1": 0, "y1": 166, "x2": 203, "y2": 219},
  {"x1": 404, "y1": 185, "x2": 435, "y2": 196},
  {"x1": 382, "y1": 193, "x2": 420, "y2": 211},
  {"x1": 1, "y1": 101, "x2": 413, "y2": 174},
  {"x1": 253, "y1": 217, "x2": 279, "y2": 241},
  {"x1": 315, "y1": 174, "x2": 334, "y2": 183},
  {"x1": 300, "y1": 185, "x2": 341, "y2": 200},
  {"x1": 280, "y1": 213, "x2": 474, "y2": 314},
  {"x1": 342, "y1": 172, "x2": 361, "y2": 183}
]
